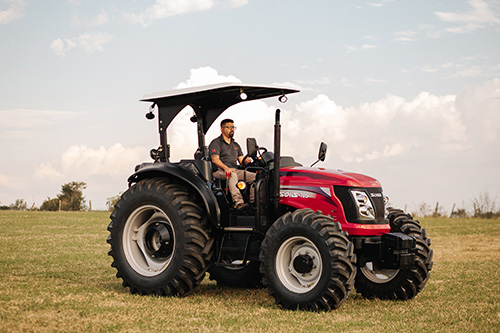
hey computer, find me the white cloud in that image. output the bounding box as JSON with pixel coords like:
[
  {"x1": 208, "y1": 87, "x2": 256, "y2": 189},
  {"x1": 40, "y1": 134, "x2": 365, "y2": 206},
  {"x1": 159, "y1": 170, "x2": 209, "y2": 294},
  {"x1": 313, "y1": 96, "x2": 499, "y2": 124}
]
[
  {"x1": 0, "y1": 109, "x2": 80, "y2": 129},
  {"x1": 451, "y1": 67, "x2": 483, "y2": 78},
  {"x1": 419, "y1": 63, "x2": 456, "y2": 73},
  {"x1": 364, "y1": 77, "x2": 386, "y2": 84},
  {"x1": 164, "y1": 67, "x2": 479, "y2": 167},
  {"x1": 394, "y1": 30, "x2": 418, "y2": 42},
  {"x1": 35, "y1": 163, "x2": 64, "y2": 180},
  {"x1": 31, "y1": 144, "x2": 145, "y2": 183},
  {"x1": 26, "y1": 144, "x2": 146, "y2": 210},
  {"x1": 50, "y1": 38, "x2": 77, "y2": 58},
  {"x1": 175, "y1": 66, "x2": 241, "y2": 89},
  {"x1": 366, "y1": 0, "x2": 395, "y2": 8},
  {"x1": 457, "y1": 78, "x2": 500, "y2": 141},
  {"x1": 0, "y1": 173, "x2": 11, "y2": 186},
  {"x1": 50, "y1": 32, "x2": 113, "y2": 57},
  {"x1": 125, "y1": 0, "x2": 215, "y2": 26},
  {"x1": 0, "y1": 0, "x2": 25, "y2": 24},
  {"x1": 417, "y1": 24, "x2": 442, "y2": 39},
  {"x1": 435, "y1": 0, "x2": 500, "y2": 33},
  {"x1": 294, "y1": 77, "x2": 331, "y2": 86},
  {"x1": 418, "y1": 56, "x2": 497, "y2": 79},
  {"x1": 279, "y1": 91, "x2": 468, "y2": 164},
  {"x1": 346, "y1": 44, "x2": 376, "y2": 53},
  {"x1": 402, "y1": 92, "x2": 465, "y2": 144},
  {"x1": 0, "y1": 172, "x2": 26, "y2": 191},
  {"x1": 227, "y1": 0, "x2": 248, "y2": 8},
  {"x1": 71, "y1": 11, "x2": 109, "y2": 28},
  {"x1": 77, "y1": 32, "x2": 113, "y2": 53},
  {"x1": 273, "y1": 81, "x2": 302, "y2": 91},
  {"x1": 59, "y1": 144, "x2": 145, "y2": 179}
]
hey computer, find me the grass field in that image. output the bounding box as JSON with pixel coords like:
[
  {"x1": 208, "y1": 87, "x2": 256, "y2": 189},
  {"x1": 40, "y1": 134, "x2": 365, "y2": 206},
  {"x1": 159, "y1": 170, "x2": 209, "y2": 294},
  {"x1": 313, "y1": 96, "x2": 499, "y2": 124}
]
[{"x1": 0, "y1": 211, "x2": 499, "y2": 332}]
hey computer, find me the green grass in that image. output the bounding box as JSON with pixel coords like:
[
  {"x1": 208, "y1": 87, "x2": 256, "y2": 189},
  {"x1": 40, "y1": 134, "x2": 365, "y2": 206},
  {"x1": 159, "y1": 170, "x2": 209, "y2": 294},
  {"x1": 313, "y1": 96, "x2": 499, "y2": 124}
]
[{"x1": 1, "y1": 212, "x2": 499, "y2": 332}]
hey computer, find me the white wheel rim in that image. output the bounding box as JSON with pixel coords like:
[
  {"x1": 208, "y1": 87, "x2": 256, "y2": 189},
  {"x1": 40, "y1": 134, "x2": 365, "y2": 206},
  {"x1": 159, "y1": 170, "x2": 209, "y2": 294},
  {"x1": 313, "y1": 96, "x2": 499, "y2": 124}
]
[
  {"x1": 122, "y1": 205, "x2": 175, "y2": 277},
  {"x1": 275, "y1": 236, "x2": 322, "y2": 294},
  {"x1": 360, "y1": 262, "x2": 399, "y2": 283}
]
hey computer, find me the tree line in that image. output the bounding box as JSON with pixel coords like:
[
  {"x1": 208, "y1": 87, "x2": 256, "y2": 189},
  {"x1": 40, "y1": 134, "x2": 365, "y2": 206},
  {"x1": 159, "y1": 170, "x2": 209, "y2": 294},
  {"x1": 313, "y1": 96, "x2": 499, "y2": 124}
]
[
  {"x1": 1, "y1": 182, "x2": 499, "y2": 218},
  {"x1": 0, "y1": 181, "x2": 88, "y2": 211},
  {"x1": 1, "y1": 181, "x2": 120, "y2": 212}
]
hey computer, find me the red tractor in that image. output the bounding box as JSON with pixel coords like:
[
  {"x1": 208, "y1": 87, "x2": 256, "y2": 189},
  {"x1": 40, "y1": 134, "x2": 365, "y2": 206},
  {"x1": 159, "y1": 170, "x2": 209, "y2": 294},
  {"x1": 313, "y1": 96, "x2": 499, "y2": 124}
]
[{"x1": 107, "y1": 83, "x2": 433, "y2": 311}]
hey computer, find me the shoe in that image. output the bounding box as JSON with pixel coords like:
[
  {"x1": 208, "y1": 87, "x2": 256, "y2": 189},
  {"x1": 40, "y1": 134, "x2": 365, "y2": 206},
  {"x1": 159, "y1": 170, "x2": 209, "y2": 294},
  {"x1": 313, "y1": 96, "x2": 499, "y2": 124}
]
[{"x1": 235, "y1": 203, "x2": 249, "y2": 212}]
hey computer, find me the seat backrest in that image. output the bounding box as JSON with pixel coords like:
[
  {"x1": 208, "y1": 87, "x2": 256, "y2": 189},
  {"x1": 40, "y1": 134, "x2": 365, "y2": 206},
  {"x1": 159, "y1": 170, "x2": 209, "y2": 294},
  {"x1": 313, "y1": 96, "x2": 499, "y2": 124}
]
[{"x1": 280, "y1": 156, "x2": 302, "y2": 168}]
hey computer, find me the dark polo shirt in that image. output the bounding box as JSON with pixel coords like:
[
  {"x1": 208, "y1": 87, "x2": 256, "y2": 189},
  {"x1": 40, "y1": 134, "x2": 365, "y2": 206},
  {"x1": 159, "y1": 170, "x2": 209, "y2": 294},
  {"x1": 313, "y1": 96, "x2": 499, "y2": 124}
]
[{"x1": 209, "y1": 135, "x2": 243, "y2": 170}]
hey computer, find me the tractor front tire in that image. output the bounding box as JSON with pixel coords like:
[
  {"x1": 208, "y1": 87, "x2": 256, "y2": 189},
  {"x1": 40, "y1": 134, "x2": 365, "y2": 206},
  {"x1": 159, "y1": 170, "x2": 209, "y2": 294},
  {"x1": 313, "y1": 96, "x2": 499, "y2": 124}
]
[
  {"x1": 355, "y1": 209, "x2": 433, "y2": 300},
  {"x1": 260, "y1": 209, "x2": 356, "y2": 311},
  {"x1": 107, "y1": 178, "x2": 214, "y2": 296}
]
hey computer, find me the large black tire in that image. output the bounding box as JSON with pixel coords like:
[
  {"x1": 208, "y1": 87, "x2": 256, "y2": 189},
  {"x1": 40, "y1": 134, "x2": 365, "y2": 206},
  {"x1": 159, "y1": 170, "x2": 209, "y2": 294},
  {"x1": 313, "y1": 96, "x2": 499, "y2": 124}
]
[
  {"x1": 259, "y1": 209, "x2": 356, "y2": 311},
  {"x1": 107, "y1": 178, "x2": 214, "y2": 296},
  {"x1": 208, "y1": 261, "x2": 263, "y2": 288},
  {"x1": 355, "y1": 209, "x2": 433, "y2": 300}
]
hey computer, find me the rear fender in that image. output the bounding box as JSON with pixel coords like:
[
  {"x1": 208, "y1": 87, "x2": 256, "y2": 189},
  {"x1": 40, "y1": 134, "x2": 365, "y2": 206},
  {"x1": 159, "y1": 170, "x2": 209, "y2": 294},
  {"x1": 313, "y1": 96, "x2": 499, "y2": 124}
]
[{"x1": 128, "y1": 162, "x2": 220, "y2": 226}]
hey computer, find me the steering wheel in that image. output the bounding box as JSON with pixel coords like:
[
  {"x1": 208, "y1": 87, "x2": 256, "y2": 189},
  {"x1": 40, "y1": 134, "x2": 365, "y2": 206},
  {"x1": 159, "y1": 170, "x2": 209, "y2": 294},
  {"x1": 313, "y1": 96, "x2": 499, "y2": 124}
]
[{"x1": 242, "y1": 147, "x2": 267, "y2": 167}]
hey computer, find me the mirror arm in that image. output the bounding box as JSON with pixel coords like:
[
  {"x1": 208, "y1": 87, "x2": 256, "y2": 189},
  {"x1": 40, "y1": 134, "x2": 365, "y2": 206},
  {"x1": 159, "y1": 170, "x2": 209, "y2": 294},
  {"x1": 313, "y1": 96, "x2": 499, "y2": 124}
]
[{"x1": 310, "y1": 159, "x2": 320, "y2": 168}]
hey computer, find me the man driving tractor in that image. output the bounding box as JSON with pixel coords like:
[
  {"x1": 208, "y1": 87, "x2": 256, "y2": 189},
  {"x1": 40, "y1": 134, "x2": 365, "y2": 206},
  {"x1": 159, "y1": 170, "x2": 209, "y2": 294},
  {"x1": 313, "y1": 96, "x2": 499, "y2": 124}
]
[{"x1": 209, "y1": 118, "x2": 255, "y2": 211}]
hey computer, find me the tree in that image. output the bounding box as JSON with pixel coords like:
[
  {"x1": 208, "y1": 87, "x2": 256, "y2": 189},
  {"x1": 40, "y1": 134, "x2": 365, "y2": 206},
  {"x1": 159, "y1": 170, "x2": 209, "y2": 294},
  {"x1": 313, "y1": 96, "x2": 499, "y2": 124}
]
[
  {"x1": 106, "y1": 193, "x2": 122, "y2": 212},
  {"x1": 472, "y1": 191, "x2": 499, "y2": 219},
  {"x1": 414, "y1": 202, "x2": 432, "y2": 217},
  {"x1": 40, "y1": 198, "x2": 59, "y2": 211},
  {"x1": 58, "y1": 181, "x2": 87, "y2": 211},
  {"x1": 40, "y1": 181, "x2": 87, "y2": 211},
  {"x1": 10, "y1": 199, "x2": 27, "y2": 211}
]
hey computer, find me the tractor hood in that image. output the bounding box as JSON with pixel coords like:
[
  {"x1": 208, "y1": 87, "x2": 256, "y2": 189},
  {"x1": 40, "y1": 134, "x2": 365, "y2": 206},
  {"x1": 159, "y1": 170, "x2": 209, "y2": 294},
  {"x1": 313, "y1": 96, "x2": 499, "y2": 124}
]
[{"x1": 280, "y1": 166, "x2": 381, "y2": 188}]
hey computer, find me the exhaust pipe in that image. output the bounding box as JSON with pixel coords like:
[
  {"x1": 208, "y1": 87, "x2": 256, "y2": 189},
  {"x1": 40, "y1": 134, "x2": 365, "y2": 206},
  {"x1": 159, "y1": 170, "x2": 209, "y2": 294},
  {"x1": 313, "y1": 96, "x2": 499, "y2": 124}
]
[{"x1": 273, "y1": 109, "x2": 281, "y2": 216}]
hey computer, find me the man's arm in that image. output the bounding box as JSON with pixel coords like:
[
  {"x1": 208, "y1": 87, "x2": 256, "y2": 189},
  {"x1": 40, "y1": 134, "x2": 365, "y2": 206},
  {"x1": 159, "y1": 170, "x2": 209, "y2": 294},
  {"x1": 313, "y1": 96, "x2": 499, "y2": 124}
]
[
  {"x1": 236, "y1": 143, "x2": 252, "y2": 166},
  {"x1": 211, "y1": 155, "x2": 235, "y2": 174}
]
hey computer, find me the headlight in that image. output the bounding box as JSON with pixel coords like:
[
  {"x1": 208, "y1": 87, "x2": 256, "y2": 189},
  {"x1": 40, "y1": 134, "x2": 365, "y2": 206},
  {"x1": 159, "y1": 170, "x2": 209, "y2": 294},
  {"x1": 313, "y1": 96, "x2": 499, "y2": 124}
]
[
  {"x1": 384, "y1": 195, "x2": 390, "y2": 218},
  {"x1": 351, "y1": 190, "x2": 375, "y2": 220}
]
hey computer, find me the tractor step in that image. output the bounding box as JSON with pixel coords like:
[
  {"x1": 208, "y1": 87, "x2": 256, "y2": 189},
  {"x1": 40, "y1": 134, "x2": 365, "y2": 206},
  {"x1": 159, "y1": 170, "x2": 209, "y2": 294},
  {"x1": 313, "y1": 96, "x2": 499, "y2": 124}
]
[
  {"x1": 214, "y1": 260, "x2": 249, "y2": 268},
  {"x1": 223, "y1": 226, "x2": 254, "y2": 232},
  {"x1": 215, "y1": 232, "x2": 253, "y2": 265}
]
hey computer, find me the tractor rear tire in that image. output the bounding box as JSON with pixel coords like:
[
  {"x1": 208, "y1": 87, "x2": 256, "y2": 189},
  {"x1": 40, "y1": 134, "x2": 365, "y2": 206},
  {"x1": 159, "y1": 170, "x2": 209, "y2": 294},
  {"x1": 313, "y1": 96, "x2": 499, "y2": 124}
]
[
  {"x1": 208, "y1": 261, "x2": 263, "y2": 288},
  {"x1": 354, "y1": 209, "x2": 433, "y2": 300},
  {"x1": 107, "y1": 178, "x2": 214, "y2": 296},
  {"x1": 260, "y1": 209, "x2": 356, "y2": 311}
]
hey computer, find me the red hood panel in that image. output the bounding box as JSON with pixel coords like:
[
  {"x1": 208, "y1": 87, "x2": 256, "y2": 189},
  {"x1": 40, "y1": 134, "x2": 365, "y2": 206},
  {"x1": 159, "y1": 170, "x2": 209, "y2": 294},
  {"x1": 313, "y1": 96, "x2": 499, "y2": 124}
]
[{"x1": 280, "y1": 167, "x2": 381, "y2": 188}]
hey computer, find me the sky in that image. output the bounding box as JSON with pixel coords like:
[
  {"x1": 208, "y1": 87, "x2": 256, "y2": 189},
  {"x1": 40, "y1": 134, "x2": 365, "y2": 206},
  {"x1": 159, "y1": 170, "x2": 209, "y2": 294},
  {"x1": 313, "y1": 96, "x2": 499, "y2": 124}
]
[{"x1": 1, "y1": 0, "x2": 499, "y2": 214}]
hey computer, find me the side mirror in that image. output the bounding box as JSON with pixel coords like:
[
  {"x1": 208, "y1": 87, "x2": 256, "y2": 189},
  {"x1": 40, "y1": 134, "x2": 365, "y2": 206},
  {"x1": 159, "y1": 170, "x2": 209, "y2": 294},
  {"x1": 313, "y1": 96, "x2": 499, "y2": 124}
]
[
  {"x1": 246, "y1": 138, "x2": 258, "y2": 157},
  {"x1": 310, "y1": 142, "x2": 327, "y2": 167},
  {"x1": 318, "y1": 142, "x2": 327, "y2": 162}
]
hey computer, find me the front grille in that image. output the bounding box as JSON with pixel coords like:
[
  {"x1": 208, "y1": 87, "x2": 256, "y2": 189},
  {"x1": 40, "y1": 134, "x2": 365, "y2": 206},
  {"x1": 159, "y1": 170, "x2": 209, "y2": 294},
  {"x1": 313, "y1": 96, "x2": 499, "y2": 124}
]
[{"x1": 334, "y1": 186, "x2": 386, "y2": 224}]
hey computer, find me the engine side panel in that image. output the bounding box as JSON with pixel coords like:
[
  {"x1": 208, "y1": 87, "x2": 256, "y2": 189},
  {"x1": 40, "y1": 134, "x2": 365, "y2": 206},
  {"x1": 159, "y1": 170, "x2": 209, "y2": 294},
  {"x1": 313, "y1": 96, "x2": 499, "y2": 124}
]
[{"x1": 279, "y1": 167, "x2": 390, "y2": 236}]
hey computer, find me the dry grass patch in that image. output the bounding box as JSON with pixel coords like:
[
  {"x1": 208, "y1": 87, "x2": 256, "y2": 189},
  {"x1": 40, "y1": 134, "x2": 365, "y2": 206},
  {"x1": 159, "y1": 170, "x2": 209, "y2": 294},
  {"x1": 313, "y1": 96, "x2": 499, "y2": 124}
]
[{"x1": 0, "y1": 211, "x2": 499, "y2": 332}]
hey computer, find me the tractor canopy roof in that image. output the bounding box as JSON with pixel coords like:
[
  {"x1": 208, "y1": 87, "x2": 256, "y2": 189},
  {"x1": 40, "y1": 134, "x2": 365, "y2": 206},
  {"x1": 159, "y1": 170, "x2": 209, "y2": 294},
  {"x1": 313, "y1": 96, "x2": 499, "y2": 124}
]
[{"x1": 141, "y1": 83, "x2": 299, "y2": 134}]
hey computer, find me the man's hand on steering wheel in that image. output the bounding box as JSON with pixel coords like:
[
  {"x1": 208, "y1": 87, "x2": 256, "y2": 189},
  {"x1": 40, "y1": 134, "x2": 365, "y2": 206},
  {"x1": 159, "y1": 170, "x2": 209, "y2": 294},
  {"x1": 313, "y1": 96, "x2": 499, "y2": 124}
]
[
  {"x1": 242, "y1": 147, "x2": 268, "y2": 167},
  {"x1": 241, "y1": 155, "x2": 254, "y2": 166}
]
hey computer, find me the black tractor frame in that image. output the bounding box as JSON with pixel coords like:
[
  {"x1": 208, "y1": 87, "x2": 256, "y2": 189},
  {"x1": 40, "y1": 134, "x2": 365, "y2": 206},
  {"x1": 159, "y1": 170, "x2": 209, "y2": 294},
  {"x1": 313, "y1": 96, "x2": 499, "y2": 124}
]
[{"x1": 107, "y1": 83, "x2": 432, "y2": 311}]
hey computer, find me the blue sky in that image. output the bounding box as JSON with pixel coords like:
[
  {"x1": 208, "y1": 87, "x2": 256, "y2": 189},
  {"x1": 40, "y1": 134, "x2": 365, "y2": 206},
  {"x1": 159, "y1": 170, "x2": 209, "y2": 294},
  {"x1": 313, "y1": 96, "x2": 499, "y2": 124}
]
[{"x1": 1, "y1": 0, "x2": 499, "y2": 213}]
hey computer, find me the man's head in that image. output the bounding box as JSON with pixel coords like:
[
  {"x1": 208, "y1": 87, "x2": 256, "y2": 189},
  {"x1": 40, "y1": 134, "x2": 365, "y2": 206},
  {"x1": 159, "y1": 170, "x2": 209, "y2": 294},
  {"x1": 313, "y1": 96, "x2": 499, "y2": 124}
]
[{"x1": 220, "y1": 118, "x2": 236, "y2": 139}]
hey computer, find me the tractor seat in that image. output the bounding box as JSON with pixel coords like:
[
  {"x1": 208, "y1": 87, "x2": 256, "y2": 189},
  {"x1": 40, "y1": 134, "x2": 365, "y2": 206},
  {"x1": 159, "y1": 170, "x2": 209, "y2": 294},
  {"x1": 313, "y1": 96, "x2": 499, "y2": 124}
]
[{"x1": 280, "y1": 156, "x2": 303, "y2": 168}]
